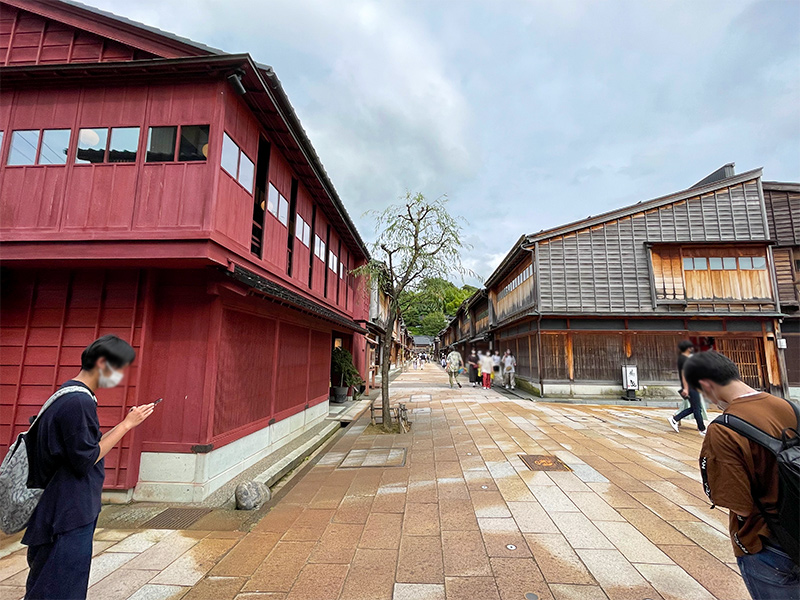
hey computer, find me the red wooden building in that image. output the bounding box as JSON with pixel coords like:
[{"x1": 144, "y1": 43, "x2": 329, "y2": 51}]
[{"x1": 0, "y1": 0, "x2": 371, "y2": 502}]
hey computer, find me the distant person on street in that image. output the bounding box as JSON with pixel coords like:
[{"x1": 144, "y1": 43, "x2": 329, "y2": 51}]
[
  {"x1": 446, "y1": 349, "x2": 463, "y2": 389},
  {"x1": 441, "y1": 355, "x2": 447, "y2": 369},
  {"x1": 685, "y1": 351, "x2": 800, "y2": 599},
  {"x1": 479, "y1": 351, "x2": 494, "y2": 389},
  {"x1": 467, "y1": 350, "x2": 480, "y2": 387},
  {"x1": 492, "y1": 350, "x2": 502, "y2": 386},
  {"x1": 23, "y1": 335, "x2": 155, "y2": 600},
  {"x1": 668, "y1": 340, "x2": 706, "y2": 436},
  {"x1": 502, "y1": 349, "x2": 516, "y2": 389}
]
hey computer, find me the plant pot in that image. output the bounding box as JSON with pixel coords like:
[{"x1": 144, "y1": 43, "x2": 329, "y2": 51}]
[{"x1": 332, "y1": 386, "x2": 348, "y2": 403}]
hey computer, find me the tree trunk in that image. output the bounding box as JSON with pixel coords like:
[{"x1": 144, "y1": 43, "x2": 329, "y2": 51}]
[{"x1": 380, "y1": 307, "x2": 397, "y2": 429}]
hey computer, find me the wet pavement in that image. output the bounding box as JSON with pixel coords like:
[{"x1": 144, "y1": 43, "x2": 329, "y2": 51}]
[{"x1": 0, "y1": 366, "x2": 749, "y2": 600}]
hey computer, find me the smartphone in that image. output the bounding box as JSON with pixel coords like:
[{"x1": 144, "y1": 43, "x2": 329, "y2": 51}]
[{"x1": 153, "y1": 398, "x2": 163, "y2": 406}]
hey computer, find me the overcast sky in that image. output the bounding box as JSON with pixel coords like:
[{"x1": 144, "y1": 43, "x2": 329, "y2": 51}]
[{"x1": 93, "y1": 0, "x2": 800, "y2": 284}]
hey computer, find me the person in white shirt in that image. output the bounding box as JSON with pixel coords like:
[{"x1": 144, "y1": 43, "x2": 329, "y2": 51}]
[
  {"x1": 479, "y1": 352, "x2": 494, "y2": 389},
  {"x1": 502, "y1": 350, "x2": 517, "y2": 390},
  {"x1": 491, "y1": 351, "x2": 502, "y2": 387}
]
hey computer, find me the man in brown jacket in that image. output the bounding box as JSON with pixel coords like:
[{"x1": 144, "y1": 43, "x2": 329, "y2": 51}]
[{"x1": 684, "y1": 351, "x2": 799, "y2": 599}]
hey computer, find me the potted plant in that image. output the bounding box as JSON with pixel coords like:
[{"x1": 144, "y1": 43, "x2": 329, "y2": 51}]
[{"x1": 331, "y1": 347, "x2": 363, "y2": 403}]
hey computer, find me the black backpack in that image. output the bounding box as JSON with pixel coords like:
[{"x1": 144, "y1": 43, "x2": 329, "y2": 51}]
[{"x1": 710, "y1": 398, "x2": 800, "y2": 565}]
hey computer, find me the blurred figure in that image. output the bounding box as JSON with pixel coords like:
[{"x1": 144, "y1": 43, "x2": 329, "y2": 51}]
[
  {"x1": 480, "y1": 351, "x2": 494, "y2": 389},
  {"x1": 467, "y1": 350, "x2": 480, "y2": 387},
  {"x1": 446, "y1": 349, "x2": 463, "y2": 389},
  {"x1": 502, "y1": 349, "x2": 516, "y2": 390}
]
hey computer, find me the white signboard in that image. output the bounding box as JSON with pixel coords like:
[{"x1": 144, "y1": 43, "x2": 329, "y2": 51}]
[{"x1": 622, "y1": 365, "x2": 638, "y2": 390}]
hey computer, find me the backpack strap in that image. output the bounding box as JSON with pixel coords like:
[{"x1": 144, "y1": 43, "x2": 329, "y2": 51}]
[
  {"x1": 711, "y1": 413, "x2": 783, "y2": 456},
  {"x1": 29, "y1": 386, "x2": 95, "y2": 431}
]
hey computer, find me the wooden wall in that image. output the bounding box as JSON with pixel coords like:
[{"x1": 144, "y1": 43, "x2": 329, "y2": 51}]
[{"x1": 493, "y1": 257, "x2": 534, "y2": 323}]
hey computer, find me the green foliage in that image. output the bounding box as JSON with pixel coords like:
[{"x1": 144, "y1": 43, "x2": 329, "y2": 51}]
[
  {"x1": 401, "y1": 277, "x2": 478, "y2": 334},
  {"x1": 417, "y1": 311, "x2": 448, "y2": 336},
  {"x1": 330, "y1": 347, "x2": 363, "y2": 388}
]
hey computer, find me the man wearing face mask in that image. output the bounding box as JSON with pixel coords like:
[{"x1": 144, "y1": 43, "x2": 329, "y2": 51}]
[
  {"x1": 685, "y1": 351, "x2": 800, "y2": 599},
  {"x1": 23, "y1": 335, "x2": 154, "y2": 600}
]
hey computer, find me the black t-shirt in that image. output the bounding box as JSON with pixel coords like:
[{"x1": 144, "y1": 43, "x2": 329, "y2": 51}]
[
  {"x1": 677, "y1": 353, "x2": 688, "y2": 385},
  {"x1": 22, "y1": 380, "x2": 104, "y2": 546}
]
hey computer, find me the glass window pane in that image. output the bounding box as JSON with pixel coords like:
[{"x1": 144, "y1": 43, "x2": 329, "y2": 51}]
[
  {"x1": 723, "y1": 257, "x2": 737, "y2": 270},
  {"x1": 739, "y1": 257, "x2": 753, "y2": 270},
  {"x1": 108, "y1": 127, "x2": 139, "y2": 163},
  {"x1": 693, "y1": 257, "x2": 707, "y2": 270},
  {"x1": 221, "y1": 133, "x2": 239, "y2": 177},
  {"x1": 295, "y1": 216, "x2": 304, "y2": 240},
  {"x1": 682, "y1": 257, "x2": 694, "y2": 271},
  {"x1": 303, "y1": 221, "x2": 311, "y2": 246},
  {"x1": 38, "y1": 129, "x2": 70, "y2": 165},
  {"x1": 752, "y1": 256, "x2": 766, "y2": 270},
  {"x1": 76, "y1": 128, "x2": 108, "y2": 163},
  {"x1": 238, "y1": 152, "x2": 254, "y2": 193},
  {"x1": 709, "y1": 257, "x2": 723, "y2": 270},
  {"x1": 8, "y1": 130, "x2": 40, "y2": 165},
  {"x1": 267, "y1": 183, "x2": 279, "y2": 216},
  {"x1": 146, "y1": 126, "x2": 176, "y2": 162},
  {"x1": 278, "y1": 195, "x2": 289, "y2": 225},
  {"x1": 178, "y1": 125, "x2": 209, "y2": 161}
]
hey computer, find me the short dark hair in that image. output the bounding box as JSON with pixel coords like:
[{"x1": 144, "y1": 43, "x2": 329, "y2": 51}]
[
  {"x1": 81, "y1": 335, "x2": 136, "y2": 370},
  {"x1": 683, "y1": 351, "x2": 740, "y2": 389},
  {"x1": 678, "y1": 340, "x2": 695, "y2": 353}
]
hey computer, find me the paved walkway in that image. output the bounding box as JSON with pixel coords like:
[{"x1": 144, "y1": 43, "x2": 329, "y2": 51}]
[{"x1": 0, "y1": 367, "x2": 749, "y2": 600}]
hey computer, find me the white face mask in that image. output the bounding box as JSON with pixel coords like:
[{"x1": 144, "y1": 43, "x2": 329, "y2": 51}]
[{"x1": 98, "y1": 364, "x2": 124, "y2": 388}]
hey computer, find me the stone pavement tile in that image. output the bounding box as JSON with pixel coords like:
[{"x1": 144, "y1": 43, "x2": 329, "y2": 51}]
[
  {"x1": 435, "y1": 461, "x2": 462, "y2": 478},
  {"x1": 392, "y1": 582, "x2": 445, "y2": 600},
  {"x1": 549, "y1": 512, "x2": 614, "y2": 550},
  {"x1": 127, "y1": 584, "x2": 189, "y2": 600},
  {"x1": 635, "y1": 563, "x2": 717, "y2": 600},
  {"x1": 234, "y1": 594, "x2": 286, "y2": 599},
  {"x1": 441, "y1": 530, "x2": 492, "y2": 577},
  {"x1": 372, "y1": 486, "x2": 408, "y2": 513},
  {"x1": 659, "y1": 545, "x2": 749, "y2": 600},
  {"x1": 471, "y1": 490, "x2": 512, "y2": 518},
  {"x1": 507, "y1": 501, "x2": 559, "y2": 534},
  {"x1": 309, "y1": 522, "x2": 363, "y2": 564},
  {"x1": 0, "y1": 568, "x2": 27, "y2": 588},
  {"x1": 0, "y1": 553, "x2": 27, "y2": 582},
  {"x1": 210, "y1": 533, "x2": 282, "y2": 577},
  {"x1": 339, "y1": 548, "x2": 397, "y2": 600},
  {"x1": 490, "y1": 557, "x2": 553, "y2": 600},
  {"x1": 242, "y1": 541, "x2": 315, "y2": 592},
  {"x1": 669, "y1": 521, "x2": 737, "y2": 564},
  {"x1": 94, "y1": 528, "x2": 134, "y2": 541},
  {"x1": 576, "y1": 549, "x2": 661, "y2": 600},
  {"x1": 495, "y1": 474, "x2": 537, "y2": 502},
  {"x1": 282, "y1": 509, "x2": 335, "y2": 542},
  {"x1": 530, "y1": 485, "x2": 579, "y2": 512},
  {"x1": 152, "y1": 536, "x2": 239, "y2": 586},
  {"x1": 105, "y1": 529, "x2": 174, "y2": 554},
  {"x1": 285, "y1": 563, "x2": 349, "y2": 600},
  {"x1": 436, "y1": 477, "x2": 470, "y2": 500},
  {"x1": 547, "y1": 471, "x2": 593, "y2": 493},
  {"x1": 629, "y1": 492, "x2": 697, "y2": 521},
  {"x1": 523, "y1": 533, "x2": 595, "y2": 585},
  {"x1": 549, "y1": 583, "x2": 610, "y2": 600},
  {"x1": 444, "y1": 576, "x2": 501, "y2": 600},
  {"x1": 396, "y1": 535, "x2": 444, "y2": 583},
  {"x1": 477, "y1": 518, "x2": 531, "y2": 558},
  {"x1": 347, "y1": 469, "x2": 383, "y2": 497},
  {"x1": 569, "y1": 492, "x2": 625, "y2": 522},
  {"x1": 519, "y1": 470, "x2": 558, "y2": 488},
  {"x1": 0, "y1": 586, "x2": 25, "y2": 600},
  {"x1": 463, "y1": 469, "x2": 498, "y2": 491},
  {"x1": 403, "y1": 503, "x2": 440, "y2": 536},
  {"x1": 406, "y1": 479, "x2": 438, "y2": 504},
  {"x1": 88, "y1": 551, "x2": 138, "y2": 586},
  {"x1": 616, "y1": 509, "x2": 692, "y2": 546},
  {"x1": 438, "y1": 498, "x2": 479, "y2": 531},
  {"x1": 334, "y1": 495, "x2": 375, "y2": 524},
  {"x1": 92, "y1": 540, "x2": 117, "y2": 556},
  {"x1": 682, "y1": 504, "x2": 729, "y2": 533},
  {"x1": 251, "y1": 505, "x2": 303, "y2": 534},
  {"x1": 125, "y1": 531, "x2": 206, "y2": 571},
  {"x1": 86, "y1": 568, "x2": 154, "y2": 600},
  {"x1": 586, "y1": 483, "x2": 641, "y2": 509},
  {"x1": 182, "y1": 576, "x2": 245, "y2": 600},
  {"x1": 360, "y1": 512, "x2": 403, "y2": 549},
  {"x1": 645, "y1": 480, "x2": 707, "y2": 507},
  {"x1": 594, "y1": 521, "x2": 672, "y2": 564}
]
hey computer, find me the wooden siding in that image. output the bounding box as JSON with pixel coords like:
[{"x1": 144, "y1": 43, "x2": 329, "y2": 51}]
[
  {"x1": 764, "y1": 187, "x2": 800, "y2": 247},
  {"x1": 773, "y1": 247, "x2": 799, "y2": 306},
  {"x1": 537, "y1": 180, "x2": 769, "y2": 313},
  {"x1": 494, "y1": 256, "x2": 535, "y2": 323}
]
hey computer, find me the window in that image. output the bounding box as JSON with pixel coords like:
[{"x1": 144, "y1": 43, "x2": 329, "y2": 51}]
[
  {"x1": 76, "y1": 128, "x2": 108, "y2": 163},
  {"x1": 752, "y1": 257, "x2": 767, "y2": 270},
  {"x1": 38, "y1": 129, "x2": 71, "y2": 164},
  {"x1": 329, "y1": 252, "x2": 338, "y2": 272},
  {"x1": 220, "y1": 132, "x2": 255, "y2": 193},
  {"x1": 8, "y1": 130, "x2": 39, "y2": 165},
  {"x1": 267, "y1": 183, "x2": 279, "y2": 217},
  {"x1": 339, "y1": 261, "x2": 346, "y2": 279},
  {"x1": 709, "y1": 257, "x2": 723, "y2": 271},
  {"x1": 302, "y1": 221, "x2": 311, "y2": 246},
  {"x1": 146, "y1": 126, "x2": 177, "y2": 162},
  {"x1": 278, "y1": 195, "x2": 289, "y2": 225},
  {"x1": 693, "y1": 257, "x2": 707, "y2": 270},
  {"x1": 315, "y1": 235, "x2": 326, "y2": 260},
  {"x1": 108, "y1": 127, "x2": 140, "y2": 163},
  {"x1": 178, "y1": 125, "x2": 209, "y2": 161},
  {"x1": 238, "y1": 152, "x2": 254, "y2": 194},
  {"x1": 739, "y1": 257, "x2": 753, "y2": 270},
  {"x1": 723, "y1": 257, "x2": 737, "y2": 270},
  {"x1": 295, "y1": 216, "x2": 305, "y2": 242},
  {"x1": 497, "y1": 264, "x2": 534, "y2": 300}
]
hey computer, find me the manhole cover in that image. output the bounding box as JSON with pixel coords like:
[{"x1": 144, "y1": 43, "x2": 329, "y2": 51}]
[
  {"x1": 338, "y1": 448, "x2": 407, "y2": 468},
  {"x1": 518, "y1": 454, "x2": 571, "y2": 472},
  {"x1": 142, "y1": 507, "x2": 212, "y2": 529}
]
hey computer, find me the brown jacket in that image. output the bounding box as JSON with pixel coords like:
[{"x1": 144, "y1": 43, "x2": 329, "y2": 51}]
[{"x1": 700, "y1": 392, "x2": 797, "y2": 556}]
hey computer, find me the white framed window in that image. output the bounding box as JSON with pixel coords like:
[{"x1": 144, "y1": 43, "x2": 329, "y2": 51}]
[
  {"x1": 220, "y1": 132, "x2": 255, "y2": 194},
  {"x1": 278, "y1": 194, "x2": 289, "y2": 225},
  {"x1": 267, "y1": 183, "x2": 279, "y2": 216},
  {"x1": 328, "y1": 252, "x2": 338, "y2": 272},
  {"x1": 302, "y1": 220, "x2": 311, "y2": 247},
  {"x1": 295, "y1": 216, "x2": 305, "y2": 242},
  {"x1": 315, "y1": 235, "x2": 326, "y2": 260},
  {"x1": 238, "y1": 152, "x2": 254, "y2": 193}
]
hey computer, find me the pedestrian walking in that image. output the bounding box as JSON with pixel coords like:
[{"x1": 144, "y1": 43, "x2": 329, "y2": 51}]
[
  {"x1": 467, "y1": 350, "x2": 480, "y2": 387},
  {"x1": 685, "y1": 351, "x2": 800, "y2": 599},
  {"x1": 667, "y1": 340, "x2": 707, "y2": 436},
  {"x1": 502, "y1": 349, "x2": 516, "y2": 389},
  {"x1": 480, "y1": 352, "x2": 494, "y2": 389},
  {"x1": 492, "y1": 350, "x2": 502, "y2": 386},
  {"x1": 22, "y1": 335, "x2": 155, "y2": 600},
  {"x1": 446, "y1": 349, "x2": 463, "y2": 389}
]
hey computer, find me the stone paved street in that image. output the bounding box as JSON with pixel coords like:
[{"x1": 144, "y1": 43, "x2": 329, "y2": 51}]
[{"x1": 0, "y1": 366, "x2": 750, "y2": 600}]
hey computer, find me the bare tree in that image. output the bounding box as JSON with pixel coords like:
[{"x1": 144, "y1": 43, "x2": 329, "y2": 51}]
[{"x1": 356, "y1": 192, "x2": 471, "y2": 429}]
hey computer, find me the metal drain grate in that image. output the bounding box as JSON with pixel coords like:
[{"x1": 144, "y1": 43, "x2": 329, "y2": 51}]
[
  {"x1": 338, "y1": 448, "x2": 407, "y2": 468},
  {"x1": 518, "y1": 454, "x2": 571, "y2": 472},
  {"x1": 141, "y1": 507, "x2": 212, "y2": 529}
]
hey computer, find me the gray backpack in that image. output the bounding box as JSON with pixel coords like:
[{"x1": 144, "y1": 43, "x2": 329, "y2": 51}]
[{"x1": 0, "y1": 386, "x2": 93, "y2": 534}]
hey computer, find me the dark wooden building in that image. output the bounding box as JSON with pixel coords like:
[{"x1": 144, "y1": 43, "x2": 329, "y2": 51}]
[{"x1": 0, "y1": 0, "x2": 371, "y2": 501}]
